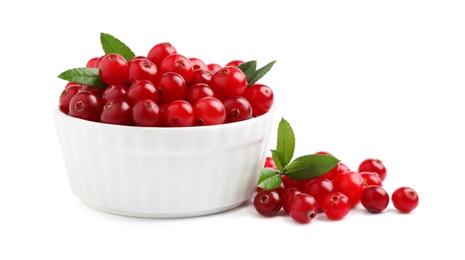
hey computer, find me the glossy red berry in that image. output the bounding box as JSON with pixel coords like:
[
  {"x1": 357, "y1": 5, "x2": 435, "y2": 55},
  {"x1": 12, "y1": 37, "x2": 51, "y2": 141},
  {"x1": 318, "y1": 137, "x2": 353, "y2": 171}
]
[
  {"x1": 59, "y1": 85, "x2": 81, "y2": 114},
  {"x1": 159, "y1": 53, "x2": 194, "y2": 83},
  {"x1": 288, "y1": 193, "x2": 318, "y2": 224},
  {"x1": 281, "y1": 187, "x2": 301, "y2": 215},
  {"x1": 253, "y1": 189, "x2": 282, "y2": 217},
  {"x1": 360, "y1": 185, "x2": 390, "y2": 213},
  {"x1": 391, "y1": 187, "x2": 419, "y2": 213},
  {"x1": 101, "y1": 84, "x2": 128, "y2": 104},
  {"x1": 193, "y1": 97, "x2": 226, "y2": 126},
  {"x1": 127, "y1": 79, "x2": 159, "y2": 105},
  {"x1": 98, "y1": 53, "x2": 129, "y2": 85},
  {"x1": 242, "y1": 83, "x2": 274, "y2": 116},
  {"x1": 131, "y1": 99, "x2": 162, "y2": 127},
  {"x1": 156, "y1": 72, "x2": 187, "y2": 104},
  {"x1": 321, "y1": 192, "x2": 351, "y2": 220},
  {"x1": 360, "y1": 171, "x2": 383, "y2": 187},
  {"x1": 302, "y1": 178, "x2": 335, "y2": 211},
  {"x1": 358, "y1": 158, "x2": 387, "y2": 181},
  {"x1": 128, "y1": 57, "x2": 158, "y2": 84},
  {"x1": 147, "y1": 42, "x2": 177, "y2": 67},
  {"x1": 222, "y1": 96, "x2": 253, "y2": 123},
  {"x1": 209, "y1": 66, "x2": 247, "y2": 101},
  {"x1": 333, "y1": 171, "x2": 365, "y2": 207},
  {"x1": 207, "y1": 63, "x2": 221, "y2": 72},
  {"x1": 188, "y1": 69, "x2": 212, "y2": 87},
  {"x1": 100, "y1": 98, "x2": 132, "y2": 126},
  {"x1": 80, "y1": 85, "x2": 105, "y2": 97},
  {"x1": 86, "y1": 57, "x2": 98, "y2": 68},
  {"x1": 264, "y1": 156, "x2": 277, "y2": 169},
  {"x1": 68, "y1": 91, "x2": 102, "y2": 122},
  {"x1": 185, "y1": 83, "x2": 214, "y2": 105},
  {"x1": 189, "y1": 57, "x2": 207, "y2": 71},
  {"x1": 225, "y1": 59, "x2": 244, "y2": 67},
  {"x1": 163, "y1": 100, "x2": 195, "y2": 127}
]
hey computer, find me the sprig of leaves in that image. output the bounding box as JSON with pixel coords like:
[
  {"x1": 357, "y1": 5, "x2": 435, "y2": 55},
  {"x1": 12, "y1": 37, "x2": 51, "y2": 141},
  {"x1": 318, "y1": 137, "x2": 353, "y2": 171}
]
[
  {"x1": 100, "y1": 32, "x2": 135, "y2": 62},
  {"x1": 257, "y1": 118, "x2": 340, "y2": 190},
  {"x1": 57, "y1": 32, "x2": 136, "y2": 87},
  {"x1": 238, "y1": 60, "x2": 277, "y2": 86}
]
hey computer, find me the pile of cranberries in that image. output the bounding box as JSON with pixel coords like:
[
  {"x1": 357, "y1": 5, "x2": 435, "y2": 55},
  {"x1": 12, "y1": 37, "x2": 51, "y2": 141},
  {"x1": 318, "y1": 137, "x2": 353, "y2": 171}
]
[
  {"x1": 59, "y1": 43, "x2": 274, "y2": 127},
  {"x1": 254, "y1": 154, "x2": 419, "y2": 224}
]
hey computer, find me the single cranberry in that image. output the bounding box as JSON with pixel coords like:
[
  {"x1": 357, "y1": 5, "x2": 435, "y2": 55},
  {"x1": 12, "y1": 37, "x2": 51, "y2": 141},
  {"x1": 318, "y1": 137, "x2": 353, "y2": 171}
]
[
  {"x1": 333, "y1": 171, "x2": 365, "y2": 207},
  {"x1": 242, "y1": 83, "x2": 274, "y2": 116},
  {"x1": 302, "y1": 177, "x2": 335, "y2": 211},
  {"x1": 264, "y1": 156, "x2": 277, "y2": 169},
  {"x1": 193, "y1": 97, "x2": 226, "y2": 126},
  {"x1": 209, "y1": 66, "x2": 247, "y2": 101},
  {"x1": 128, "y1": 57, "x2": 158, "y2": 84},
  {"x1": 360, "y1": 171, "x2": 383, "y2": 187},
  {"x1": 253, "y1": 189, "x2": 282, "y2": 217},
  {"x1": 223, "y1": 96, "x2": 253, "y2": 123},
  {"x1": 163, "y1": 100, "x2": 195, "y2": 127},
  {"x1": 101, "y1": 84, "x2": 128, "y2": 104},
  {"x1": 360, "y1": 185, "x2": 390, "y2": 213},
  {"x1": 59, "y1": 85, "x2": 81, "y2": 114},
  {"x1": 159, "y1": 53, "x2": 194, "y2": 83},
  {"x1": 281, "y1": 187, "x2": 301, "y2": 215},
  {"x1": 207, "y1": 63, "x2": 222, "y2": 72},
  {"x1": 127, "y1": 79, "x2": 159, "y2": 105},
  {"x1": 320, "y1": 192, "x2": 351, "y2": 220},
  {"x1": 185, "y1": 83, "x2": 214, "y2": 105},
  {"x1": 188, "y1": 69, "x2": 213, "y2": 87},
  {"x1": 288, "y1": 193, "x2": 318, "y2": 224},
  {"x1": 68, "y1": 91, "x2": 102, "y2": 122},
  {"x1": 98, "y1": 53, "x2": 129, "y2": 86},
  {"x1": 100, "y1": 98, "x2": 132, "y2": 126},
  {"x1": 156, "y1": 72, "x2": 187, "y2": 104},
  {"x1": 189, "y1": 57, "x2": 208, "y2": 71},
  {"x1": 358, "y1": 158, "x2": 387, "y2": 181},
  {"x1": 225, "y1": 59, "x2": 244, "y2": 67},
  {"x1": 147, "y1": 42, "x2": 177, "y2": 67},
  {"x1": 131, "y1": 99, "x2": 162, "y2": 127},
  {"x1": 391, "y1": 187, "x2": 419, "y2": 213}
]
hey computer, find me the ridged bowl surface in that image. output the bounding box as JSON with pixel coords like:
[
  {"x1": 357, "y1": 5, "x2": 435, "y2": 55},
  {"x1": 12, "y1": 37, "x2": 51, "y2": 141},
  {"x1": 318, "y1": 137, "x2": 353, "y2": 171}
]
[{"x1": 54, "y1": 106, "x2": 275, "y2": 218}]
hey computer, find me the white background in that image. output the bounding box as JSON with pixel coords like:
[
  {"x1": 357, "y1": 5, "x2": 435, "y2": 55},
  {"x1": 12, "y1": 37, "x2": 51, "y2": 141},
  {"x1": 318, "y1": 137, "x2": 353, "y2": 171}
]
[{"x1": 1, "y1": 0, "x2": 464, "y2": 259}]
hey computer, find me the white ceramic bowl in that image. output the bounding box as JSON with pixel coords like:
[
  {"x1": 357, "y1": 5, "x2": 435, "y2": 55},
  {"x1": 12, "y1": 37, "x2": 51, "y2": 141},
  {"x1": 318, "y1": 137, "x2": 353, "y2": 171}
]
[{"x1": 54, "y1": 105, "x2": 275, "y2": 218}]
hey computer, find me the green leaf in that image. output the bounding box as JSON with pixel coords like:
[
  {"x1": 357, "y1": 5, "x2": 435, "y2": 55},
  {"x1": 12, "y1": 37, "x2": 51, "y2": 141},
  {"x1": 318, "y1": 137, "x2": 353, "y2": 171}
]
[
  {"x1": 57, "y1": 67, "x2": 106, "y2": 88},
  {"x1": 276, "y1": 118, "x2": 295, "y2": 167},
  {"x1": 248, "y1": 60, "x2": 276, "y2": 86},
  {"x1": 283, "y1": 154, "x2": 340, "y2": 180},
  {"x1": 257, "y1": 168, "x2": 282, "y2": 190},
  {"x1": 100, "y1": 32, "x2": 135, "y2": 61},
  {"x1": 270, "y1": 149, "x2": 285, "y2": 172},
  {"x1": 237, "y1": 60, "x2": 257, "y2": 82}
]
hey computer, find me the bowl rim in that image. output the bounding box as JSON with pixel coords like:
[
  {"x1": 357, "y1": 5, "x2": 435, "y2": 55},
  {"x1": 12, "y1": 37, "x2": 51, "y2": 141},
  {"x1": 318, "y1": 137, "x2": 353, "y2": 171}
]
[{"x1": 54, "y1": 103, "x2": 275, "y2": 132}]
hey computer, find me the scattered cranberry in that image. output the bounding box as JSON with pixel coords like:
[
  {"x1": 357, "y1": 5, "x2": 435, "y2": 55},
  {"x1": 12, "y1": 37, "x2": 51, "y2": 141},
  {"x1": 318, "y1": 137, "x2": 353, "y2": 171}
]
[
  {"x1": 391, "y1": 187, "x2": 419, "y2": 213},
  {"x1": 264, "y1": 156, "x2": 277, "y2": 169},
  {"x1": 358, "y1": 158, "x2": 387, "y2": 181},
  {"x1": 360, "y1": 171, "x2": 383, "y2": 187},
  {"x1": 321, "y1": 192, "x2": 351, "y2": 220},
  {"x1": 360, "y1": 185, "x2": 390, "y2": 213},
  {"x1": 288, "y1": 193, "x2": 318, "y2": 224},
  {"x1": 253, "y1": 189, "x2": 282, "y2": 217},
  {"x1": 333, "y1": 171, "x2": 365, "y2": 207},
  {"x1": 281, "y1": 187, "x2": 301, "y2": 215},
  {"x1": 302, "y1": 177, "x2": 334, "y2": 211}
]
